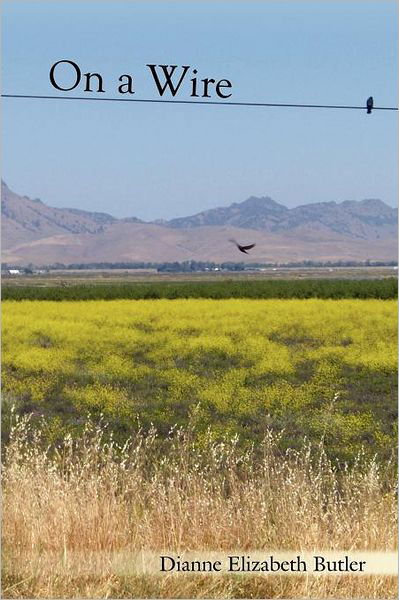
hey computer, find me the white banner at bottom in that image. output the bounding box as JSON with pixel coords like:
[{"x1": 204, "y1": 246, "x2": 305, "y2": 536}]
[{"x1": 6, "y1": 550, "x2": 397, "y2": 577}]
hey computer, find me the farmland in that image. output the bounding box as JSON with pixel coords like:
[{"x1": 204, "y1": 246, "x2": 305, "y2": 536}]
[
  {"x1": 2, "y1": 297, "x2": 397, "y2": 461},
  {"x1": 2, "y1": 276, "x2": 397, "y2": 301},
  {"x1": 2, "y1": 293, "x2": 397, "y2": 598}
]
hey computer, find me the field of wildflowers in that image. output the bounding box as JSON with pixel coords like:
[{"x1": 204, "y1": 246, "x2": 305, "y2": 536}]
[{"x1": 2, "y1": 298, "x2": 397, "y2": 462}]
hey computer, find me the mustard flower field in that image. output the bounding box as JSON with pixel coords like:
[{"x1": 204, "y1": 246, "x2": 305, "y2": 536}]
[{"x1": 2, "y1": 298, "x2": 397, "y2": 462}]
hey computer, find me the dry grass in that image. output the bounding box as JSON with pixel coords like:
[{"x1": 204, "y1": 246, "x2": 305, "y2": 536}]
[{"x1": 2, "y1": 413, "x2": 397, "y2": 598}]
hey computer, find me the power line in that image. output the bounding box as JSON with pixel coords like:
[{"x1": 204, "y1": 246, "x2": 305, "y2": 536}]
[{"x1": 1, "y1": 93, "x2": 398, "y2": 111}]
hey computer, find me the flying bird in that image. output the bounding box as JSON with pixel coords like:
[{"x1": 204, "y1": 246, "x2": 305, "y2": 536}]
[
  {"x1": 229, "y1": 239, "x2": 256, "y2": 254},
  {"x1": 366, "y1": 96, "x2": 373, "y2": 114}
]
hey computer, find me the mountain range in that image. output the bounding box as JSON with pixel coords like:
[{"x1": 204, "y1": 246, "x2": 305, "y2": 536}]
[{"x1": 1, "y1": 180, "x2": 397, "y2": 265}]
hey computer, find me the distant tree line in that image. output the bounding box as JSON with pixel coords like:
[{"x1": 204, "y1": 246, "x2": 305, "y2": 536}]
[{"x1": 1, "y1": 259, "x2": 398, "y2": 273}]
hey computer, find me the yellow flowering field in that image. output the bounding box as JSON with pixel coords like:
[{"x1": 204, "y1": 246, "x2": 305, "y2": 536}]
[{"x1": 2, "y1": 299, "x2": 397, "y2": 461}]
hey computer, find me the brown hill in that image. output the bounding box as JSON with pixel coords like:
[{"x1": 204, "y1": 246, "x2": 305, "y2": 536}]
[
  {"x1": 1, "y1": 181, "x2": 397, "y2": 265},
  {"x1": 167, "y1": 195, "x2": 397, "y2": 240},
  {"x1": 1, "y1": 180, "x2": 121, "y2": 246}
]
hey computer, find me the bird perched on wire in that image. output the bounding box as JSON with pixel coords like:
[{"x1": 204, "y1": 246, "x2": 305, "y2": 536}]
[
  {"x1": 229, "y1": 239, "x2": 256, "y2": 254},
  {"x1": 366, "y1": 96, "x2": 373, "y2": 114}
]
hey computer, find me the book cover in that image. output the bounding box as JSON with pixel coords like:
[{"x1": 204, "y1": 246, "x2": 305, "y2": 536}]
[{"x1": 1, "y1": 1, "x2": 397, "y2": 598}]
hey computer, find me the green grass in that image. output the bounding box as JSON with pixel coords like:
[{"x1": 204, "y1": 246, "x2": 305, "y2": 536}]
[{"x1": 2, "y1": 277, "x2": 397, "y2": 300}]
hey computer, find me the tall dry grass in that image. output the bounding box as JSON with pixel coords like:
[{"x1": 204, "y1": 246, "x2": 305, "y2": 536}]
[{"x1": 2, "y1": 413, "x2": 397, "y2": 598}]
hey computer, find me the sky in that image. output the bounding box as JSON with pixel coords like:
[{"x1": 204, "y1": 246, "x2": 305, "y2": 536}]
[{"x1": 2, "y1": 0, "x2": 398, "y2": 220}]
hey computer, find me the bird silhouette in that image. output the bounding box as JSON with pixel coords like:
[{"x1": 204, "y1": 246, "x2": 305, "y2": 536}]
[
  {"x1": 229, "y1": 239, "x2": 256, "y2": 254},
  {"x1": 367, "y1": 96, "x2": 373, "y2": 114}
]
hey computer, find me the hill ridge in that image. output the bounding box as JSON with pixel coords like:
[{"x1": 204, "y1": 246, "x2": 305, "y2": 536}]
[{"x1": 2, "y1": 180, "x2": 397, "y2": 265}]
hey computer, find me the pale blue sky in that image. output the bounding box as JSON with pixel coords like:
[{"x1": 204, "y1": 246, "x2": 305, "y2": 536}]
[{"x1": 2, "y1": 1, "x2": 398, "y2": 220}]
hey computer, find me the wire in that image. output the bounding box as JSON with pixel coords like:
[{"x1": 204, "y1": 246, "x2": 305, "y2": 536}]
[{"x1": 1, "y1": 93, "x2": 398, "y2": 111}]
